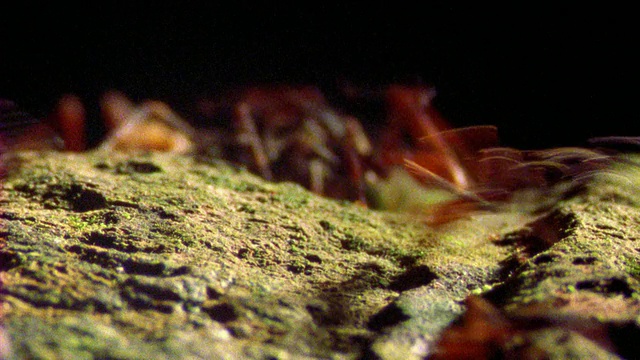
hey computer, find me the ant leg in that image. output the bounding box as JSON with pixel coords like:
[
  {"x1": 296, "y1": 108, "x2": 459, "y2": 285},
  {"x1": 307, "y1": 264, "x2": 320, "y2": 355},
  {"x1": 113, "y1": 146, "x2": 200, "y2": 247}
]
[
  {"x1": 308, "y1": 158, "x2": 328, "y2": 195},
  {"x1": 343, "y1": 118, "x2": 370, "y2": 204},
  {"x1": 234, "y1": 102, "x2": 273, "y2": 180},
  {"x1": 100, "y1": 90, "x2": 136, "y2": 131}
]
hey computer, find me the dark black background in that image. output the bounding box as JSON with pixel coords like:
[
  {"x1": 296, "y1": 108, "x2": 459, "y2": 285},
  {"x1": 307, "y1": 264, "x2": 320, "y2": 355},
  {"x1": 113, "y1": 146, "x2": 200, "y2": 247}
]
[{"x1": 2, "y1": 4, "x2": 638, "y2": 148}]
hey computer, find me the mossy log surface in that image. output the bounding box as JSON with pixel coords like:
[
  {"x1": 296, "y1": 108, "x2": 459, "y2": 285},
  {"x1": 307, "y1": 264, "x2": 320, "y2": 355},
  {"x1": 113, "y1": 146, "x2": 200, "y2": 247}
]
[{"x1": 1, "y1": 151, "x2": 639, "y2": 359}]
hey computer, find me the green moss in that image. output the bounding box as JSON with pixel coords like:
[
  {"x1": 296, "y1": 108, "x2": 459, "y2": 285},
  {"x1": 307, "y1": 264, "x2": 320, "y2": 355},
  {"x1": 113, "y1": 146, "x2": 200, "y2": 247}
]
[
  {"x1": 624, "y1": 256, "x2": 640, "y2": 280},
  {"x1": 6, "y1": 150, "x2": 640, "y2": 359},
  {"x1": 66, "y1": 215, "x2": 89, "y2": 230}
]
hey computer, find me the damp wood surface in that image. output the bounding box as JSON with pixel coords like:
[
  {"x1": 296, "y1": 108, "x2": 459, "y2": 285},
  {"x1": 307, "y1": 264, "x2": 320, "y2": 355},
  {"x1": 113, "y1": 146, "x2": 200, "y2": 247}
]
[{"x1": 1, "y1": 151, "x2": 640, "y2": 359}]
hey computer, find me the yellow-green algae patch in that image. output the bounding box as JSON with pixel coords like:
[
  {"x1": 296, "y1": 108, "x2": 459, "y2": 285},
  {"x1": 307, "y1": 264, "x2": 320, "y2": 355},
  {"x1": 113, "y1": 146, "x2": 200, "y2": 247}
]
[{"x1": 4, "y1": 151, "x2": 638, "y2": 358}]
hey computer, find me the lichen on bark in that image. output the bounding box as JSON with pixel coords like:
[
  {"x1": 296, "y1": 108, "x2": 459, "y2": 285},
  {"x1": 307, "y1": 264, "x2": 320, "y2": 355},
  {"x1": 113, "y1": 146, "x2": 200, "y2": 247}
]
[{"x1": 1, "y1": 150, "x2": 640, "y2": 359}]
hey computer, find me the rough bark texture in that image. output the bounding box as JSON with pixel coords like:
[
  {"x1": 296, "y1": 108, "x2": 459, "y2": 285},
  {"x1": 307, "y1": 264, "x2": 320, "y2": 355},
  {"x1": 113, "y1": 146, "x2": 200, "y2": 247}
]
[{"x1": 1, "y1": 150, "x2": 639, "y2": 359}]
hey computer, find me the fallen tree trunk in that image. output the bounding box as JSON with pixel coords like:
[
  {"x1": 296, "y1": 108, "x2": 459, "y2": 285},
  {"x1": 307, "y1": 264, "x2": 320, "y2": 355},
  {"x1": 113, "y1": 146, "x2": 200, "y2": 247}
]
[{"x1": 1, "y1": 150, "x2": 639, "y2": 359}]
